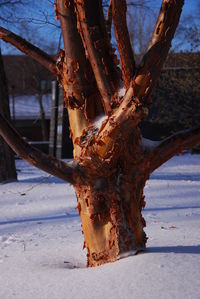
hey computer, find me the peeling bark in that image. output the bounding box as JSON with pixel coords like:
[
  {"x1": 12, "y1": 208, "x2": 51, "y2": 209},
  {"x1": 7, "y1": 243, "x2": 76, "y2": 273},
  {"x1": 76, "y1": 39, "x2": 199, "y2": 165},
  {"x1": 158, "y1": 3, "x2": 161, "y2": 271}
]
[
  {"x1": 75, "y1": 0, "x2": 120, "y2": 115},
  {"x1": 56, "y1": 0, "x2": 104, "y2": 158},
  {"x1": 1, "y1": 0, "x2": 197, "y2": 268},
  {"x1": 75, "y1": 129, "x2": 148, "y2": 266}
]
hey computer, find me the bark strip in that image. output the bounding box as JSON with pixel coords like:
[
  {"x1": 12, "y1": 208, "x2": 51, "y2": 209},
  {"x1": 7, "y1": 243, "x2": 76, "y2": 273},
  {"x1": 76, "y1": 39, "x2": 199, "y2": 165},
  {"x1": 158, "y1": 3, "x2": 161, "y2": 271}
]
[
  {"x1": 0, "y1": 26, "x2": 57, "y2": 75},
  {"x1": 112, "y1": 0, "x2": 136, "y2": 88},
  {"x1": 0, "y1": 112, "x2": 82, "y2": 185},
  {"x1": 148, "y1": 127, "x2": 200, "y2": 172}
]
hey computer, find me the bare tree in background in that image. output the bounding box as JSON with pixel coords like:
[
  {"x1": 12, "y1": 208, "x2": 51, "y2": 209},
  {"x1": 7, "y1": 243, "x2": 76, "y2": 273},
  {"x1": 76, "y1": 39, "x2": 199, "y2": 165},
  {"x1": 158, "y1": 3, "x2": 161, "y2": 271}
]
[
  {"x1": 0, "y1": 50, "x2": 17, "y2": 182},
  {"x1": 0, "y1": 0, "x2": 200, "y2": 267},
  {"x1": 127, "y1": 1, "x2": 155, "y2": 59},
  {"x1": 0, "y1": 1, "x2": 21, "y2": 182},
  {"x1": 0, "y1": 0, "x2": 25, "y2": 23}
]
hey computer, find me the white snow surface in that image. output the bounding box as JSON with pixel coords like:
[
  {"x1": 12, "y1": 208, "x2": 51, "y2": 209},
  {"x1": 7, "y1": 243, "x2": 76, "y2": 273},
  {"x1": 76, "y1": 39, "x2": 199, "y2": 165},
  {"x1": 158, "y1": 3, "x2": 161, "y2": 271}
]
[
  {"x1": 9, "y1": 95, "x2": 52, "y2": 119},
  {"x1": 0, "y1": 154, "x2": 200, "y2": 299},
  {"x1": 118, "y1": 80, "x2": 126, "y2": 98},
  {"x1": 118, "y1": 87, "x2": 126, "y2": 98},
  {"x1": 93, "y1": 114, "x2": 108, "y2": 130},
  {"x1": 141, "y1": 137, "x2": 161, "y2": 149}
]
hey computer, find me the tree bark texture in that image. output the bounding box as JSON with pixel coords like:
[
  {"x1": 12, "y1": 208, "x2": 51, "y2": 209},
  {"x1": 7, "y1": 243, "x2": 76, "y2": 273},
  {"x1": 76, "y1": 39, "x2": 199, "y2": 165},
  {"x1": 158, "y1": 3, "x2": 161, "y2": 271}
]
[
  {"x1": 1, "y1": 0, "x2": 200, "y2": 267},
  {"x1": 75, "y1": 129, "x2": 149, "y2": 266},
  {"x1": 0, "y1": 51, "x2": 17, "y2": 182}
]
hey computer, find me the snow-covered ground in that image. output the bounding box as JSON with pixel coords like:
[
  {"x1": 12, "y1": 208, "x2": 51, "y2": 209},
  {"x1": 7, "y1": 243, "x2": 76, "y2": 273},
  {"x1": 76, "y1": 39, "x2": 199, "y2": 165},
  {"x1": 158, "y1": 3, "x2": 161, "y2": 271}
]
[
  {"x1": 0, "y1": 154, "x2": 200, "y2": 299},
  {"x1": 10, "y1": 95, "x2": 52, "y2": 120}
]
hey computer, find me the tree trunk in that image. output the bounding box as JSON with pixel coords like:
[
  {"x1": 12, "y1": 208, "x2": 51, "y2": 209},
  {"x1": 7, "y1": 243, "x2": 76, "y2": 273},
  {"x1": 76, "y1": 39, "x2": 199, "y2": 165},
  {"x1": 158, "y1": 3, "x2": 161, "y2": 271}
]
[
  {"x1": 0, "y1": 51, "x2": 17, "y2": 182},
  {"x1": 2, "y1": 0, "x2": 198, "y2": 268},
  {"x1": 75, "y1": 130, "x2": 149, "y2": 267},
  {"x1": 76, "y1": 175, "x2": 147, "y2": 267}
]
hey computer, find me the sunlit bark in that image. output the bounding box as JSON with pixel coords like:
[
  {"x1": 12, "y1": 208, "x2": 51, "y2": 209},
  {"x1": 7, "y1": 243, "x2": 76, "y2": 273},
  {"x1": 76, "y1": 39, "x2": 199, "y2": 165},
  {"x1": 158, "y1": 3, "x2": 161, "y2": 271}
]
[{"x1": 1, "y1": 0, "x2": 199, "y2": 267}]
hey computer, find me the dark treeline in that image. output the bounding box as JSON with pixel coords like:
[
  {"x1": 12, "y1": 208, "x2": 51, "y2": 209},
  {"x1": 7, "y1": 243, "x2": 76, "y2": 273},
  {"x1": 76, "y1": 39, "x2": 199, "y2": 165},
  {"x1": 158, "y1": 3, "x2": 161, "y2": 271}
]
[{"x1": 140, "y1": 52, "x2": 200, "y2": 145}]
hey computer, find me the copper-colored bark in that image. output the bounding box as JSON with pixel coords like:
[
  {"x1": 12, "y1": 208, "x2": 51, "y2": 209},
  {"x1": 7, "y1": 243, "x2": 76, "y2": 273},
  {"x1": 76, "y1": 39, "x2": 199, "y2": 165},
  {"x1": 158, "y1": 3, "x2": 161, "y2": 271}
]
[
  {"x1": 56, "y1": 0, "x2": 103, "y2": 157},
  {"x1": 0, "y1": 26, "x2": 57, "y2": 75},
  {"x1": 78, "y1": 85, "x2": 148, "y2": 171},
  {"x1": 1, "y1": 0, "x2": 197, "y2": 267},
  {"x1": 134, "y1": 0, "x2": 184, "y2": 103},
  {"x1": 75, "y1": 128, "x2": 149, "y2": 266},
  {"x1": 112, "y1": 0, "x2": 136, "y2": 88},
  {"x1": 75, "y1": 0, "x2": 120, "y2": 115}
]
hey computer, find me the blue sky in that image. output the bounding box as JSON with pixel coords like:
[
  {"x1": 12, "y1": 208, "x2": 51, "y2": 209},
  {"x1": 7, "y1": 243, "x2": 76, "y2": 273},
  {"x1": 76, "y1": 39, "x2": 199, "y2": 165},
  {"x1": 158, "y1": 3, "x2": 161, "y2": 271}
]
[{"x1": 0, "y1": 0, "x2": 199, "y2": 54}]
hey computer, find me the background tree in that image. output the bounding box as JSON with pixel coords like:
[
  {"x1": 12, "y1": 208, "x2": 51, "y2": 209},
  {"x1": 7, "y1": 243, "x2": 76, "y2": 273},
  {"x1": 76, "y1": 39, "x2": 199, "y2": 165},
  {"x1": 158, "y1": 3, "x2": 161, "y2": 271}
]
[
  {"x1": 127, "y1": 1, "x2": 155, "y2": 59},
  {"x1": 0, "y1": 1, "x2": 20, "y2": 182},
  {"x1": 0, "y1": 50, "x2": 17, "y2": 182},
  {"x1": 140, "y1": 52, "x2": 200, "y2": 144},
  {"x1": 0, "y1": 0, "x2": 200, "y2": 267}
]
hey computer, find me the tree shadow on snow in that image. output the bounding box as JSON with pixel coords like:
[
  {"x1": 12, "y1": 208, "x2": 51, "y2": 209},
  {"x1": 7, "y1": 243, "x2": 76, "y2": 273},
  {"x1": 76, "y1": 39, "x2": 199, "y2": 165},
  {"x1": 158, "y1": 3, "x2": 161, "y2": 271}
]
[
  {"x1": 150, "y1": 173, "x2": 200, "y2": 181},
  {"x1": 144, "y1": 205, "x2": 200, "y2": 212},
  {"x1": 43, "y1": 259, "x2": 86, "y2": 270},
  {"x1": 147, "y1": 245, "x2": 200, "y2": 254},
  {"x1": 17, "y1": 176, "x2": 66, "y2": 184},
  {"x1": 0, "y1": 213, "x2": 79, "y2": 226}
]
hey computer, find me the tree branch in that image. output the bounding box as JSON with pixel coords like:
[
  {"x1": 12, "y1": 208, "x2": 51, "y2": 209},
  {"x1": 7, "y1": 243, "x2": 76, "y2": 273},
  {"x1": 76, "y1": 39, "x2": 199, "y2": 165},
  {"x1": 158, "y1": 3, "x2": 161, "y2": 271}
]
[
  {"x1": 106, "y1": 0, "x2": 112, "y2": 40},
  {"x1": 78, "y1": 0, "x2": 184, "y2": 167},
  {"x1": 112, "y1": 0, "x2": 136, "y2": 88},
  {"x1": 147, "y1": 127, "x2": 200, "y2": 173},
  {"x1": 78, "y1": 86, "x2": 148, "y2": 168},
  {"x1": 56, "y1": 0, "x2": 105, "y2": 159},
  {"x1": 75, "y1": 0, "x2": 117, "y2": 115},
  {"x1": 134, "y1": 0, "x2": 184, "y2": 103},
  {"x1": 0, "y1": 26, "x2": 58, "y2": 75},
  {"x1": 0, "y1": 112, "x2": 83, "y2": 185}
]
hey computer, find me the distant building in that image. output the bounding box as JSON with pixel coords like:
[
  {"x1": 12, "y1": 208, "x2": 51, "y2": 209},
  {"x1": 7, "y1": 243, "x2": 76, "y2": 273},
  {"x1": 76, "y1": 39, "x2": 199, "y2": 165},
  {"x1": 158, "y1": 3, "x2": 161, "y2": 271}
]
[
  {"x1": 3, "y1": 55, "x2": 73, "y2": 157},
  {"x1": 3, "y1": 53, "x2": 199, "y2": 155}
]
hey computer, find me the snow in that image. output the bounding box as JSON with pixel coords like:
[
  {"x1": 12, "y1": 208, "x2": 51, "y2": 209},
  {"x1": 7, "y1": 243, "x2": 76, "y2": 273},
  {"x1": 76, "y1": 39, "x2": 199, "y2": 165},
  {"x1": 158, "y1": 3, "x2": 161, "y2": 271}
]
[
  {"x1": 93, "y1": 114, "x2": 108, "y2": 130},
  {"x1": 118, "y1": 87, "x2": 126, "y2": 98},
  {"x1": 118, "y1": 80, "x2": 126, "y2": 97},
  {"x1": 9, "y1": 94, "x2": 52, "y2": 119},
  {"x1": 141, "y1": 136, "x2": 161, "y2": 149},
  {"x1": 0, "y1": 154, "x2": 200, "y2": 299}
]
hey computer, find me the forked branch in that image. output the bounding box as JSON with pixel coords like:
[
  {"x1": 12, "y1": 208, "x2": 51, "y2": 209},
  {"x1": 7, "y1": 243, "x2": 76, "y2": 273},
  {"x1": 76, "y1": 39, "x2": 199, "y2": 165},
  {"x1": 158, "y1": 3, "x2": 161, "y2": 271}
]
[
  {"x1": 0, "y1": 26, "x2": 58, "y2": 75},
  {"x1": 148, "y1": 127, "x2": 200, "y2": 173},
  {"x1": 112, "y1": 0, "x2": 136, "y2": 88},
  {"x1": 0, "y1": 113, "x2": 83, "y2": 185},
  {"x1": 79, "y1": 87, "x2": 148, "y2": 168}
]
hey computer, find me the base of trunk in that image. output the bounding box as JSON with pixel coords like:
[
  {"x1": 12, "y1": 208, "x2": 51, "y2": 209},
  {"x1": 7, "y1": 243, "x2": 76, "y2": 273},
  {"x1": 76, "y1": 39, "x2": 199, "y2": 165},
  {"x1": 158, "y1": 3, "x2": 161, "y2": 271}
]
[{"x1": 75, "y1": 176, "x2": 147, "y2": 267}]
